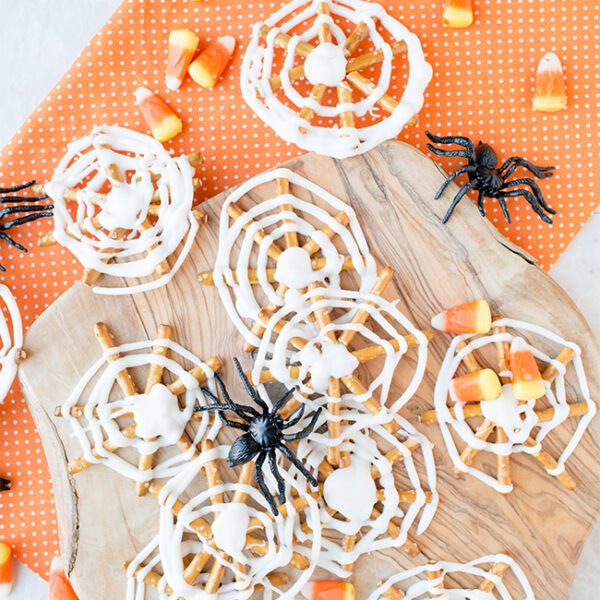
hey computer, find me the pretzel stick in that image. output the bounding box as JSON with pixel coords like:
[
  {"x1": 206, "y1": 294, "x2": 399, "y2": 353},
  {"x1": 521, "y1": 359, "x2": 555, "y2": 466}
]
[
  {"x1": 493, "y1": 326, "x2": 511, "y2": 384},
  {"x1": 138, "y1": 217, "x2": 170, "y2": 276},
  {"x1": 455, "y1": 419, "x2": 495, "y2": 476},
  {"x1": 201, "y1": 439, "x2": 225, "y2": 504},
  {"x1": 124, "y1": 563, "x2": 174, "y2": 596},
  {"x1": 198, "y1": 255, "x2": 356, "y2": 286},
  {"x1": 370, "y1": 439, "x2": 421, "y2": 478},
  {"x1": 478, "y1": 559, "x2": 510, "y2": 592},
  {"x1": 258, "y1": 25, "x2": 314, "y2": 57},
  {"x1": 337, "y1": 81, "x2": 356, "y2": 129},
  {"x1": 227, "y1": 203, "x2": 282, "y2": 262},
  {"x1": 427, "y1": 564, "x2": 444, "y2": 598},
  {"x1": 95, "y1": 323, "x2": 139, "y2": 396},
  {"x1": 524, "y1": 438, "x2": 576, "y2": 490},
  {"x1": 338, "y1": 266, "x2": 394, "y2": 347},
  {"x1": 136, "y1": 324, "x2": 172, "y2": 496},
  {"x1": 167, "y1": 355, "x2": 223, "y2": 395},
  {"x1": 343, "y1": 21, "x2": 370, "y2": 56},
  {"x1": 543, "y1": 346, "x2": 576, "y2": 383},
  {"x1": 277, "y1": 177, "x2": 298, "y2": 248},
  {"x1": 380, "y1": 583, "x2": 405, "y2": 600}
]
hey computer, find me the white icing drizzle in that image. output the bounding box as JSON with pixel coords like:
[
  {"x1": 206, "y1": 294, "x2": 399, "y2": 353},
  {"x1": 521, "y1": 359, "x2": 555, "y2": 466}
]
[
  {"x1": 240, "y1": 0, "x2": 433, "y2": 158},
  {"x1": 370, "y1": 554, "x2": 535, "y2": 600},
  {"x1": 46, "y1": 125, "x2": 198, "y2": 295},
  {"x1": 434, "y1": 318, "x2": 597, "y2": 493},
  {"x1": 0, "y1": 284, "x2": 23, "y2": 403},
  {"x1": 297, "y1": 417, "x2": 438, "y2": 577},
  {"x1": 126, "y1": 444, "x2": 322, "y2": 599},
  {"x1": 60, "y1": 337, "x2": 220, "y2": 482}
]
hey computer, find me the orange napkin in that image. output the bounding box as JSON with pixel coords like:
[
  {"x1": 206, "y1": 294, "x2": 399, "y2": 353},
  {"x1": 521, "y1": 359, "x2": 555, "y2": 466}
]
[{"x1": 0, "y1": 0, "x2": 597, "y2": 579}]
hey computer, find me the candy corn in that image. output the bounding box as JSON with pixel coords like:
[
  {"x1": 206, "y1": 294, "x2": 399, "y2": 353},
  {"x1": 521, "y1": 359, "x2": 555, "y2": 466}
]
[
  {"x1": 166, "y1": 29, "x2": 200, "y2": 91},
  {"x1": 443, "y1": 0, "x2": 474, "y2": 29},
  {"x1": 431, "y1": 300, "x2": 492, "y2": 334},
  {"x1": 451, "y1": 368, "x2": 502, "y2": 403},
  {"x1": 0, "y1": 543, "x2": 12, "y2": 598},
  {"x1": 49, "y1": 556, "x2": 79, "y2": 600},
  {"x1": 303, "y1": 581, "x2": 356, "y2": 600},
  {"x1": 188, "y1": 36, "x2": 236, "y2": 89},
  {"x1": 533, "y1": 52, "x2": 567, "y2": 112},
  {"x1": 510, "y1": 338, "x2": 546, "y2": 401},
  {"x1": 135, "y1": 88, "x2": 183, "y2": 143}
]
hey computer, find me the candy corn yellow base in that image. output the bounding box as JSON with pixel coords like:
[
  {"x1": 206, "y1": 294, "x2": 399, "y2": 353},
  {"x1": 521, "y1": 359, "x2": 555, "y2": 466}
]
[
  {"x1": 152, "y1": 115, "x2": 183, "y2": 143},
  {"x1": 443, "y1": 7, "x2": 474, "y2": 28},
  {"x1": 512, "y1": 380, "x2": 547, "y2": 401},
  {"x1": 533, "y1": 96, "x2": 567, "y2": 112},
  {"x1": 188, "y1": 62, "x2": 216, "y2": 89}
]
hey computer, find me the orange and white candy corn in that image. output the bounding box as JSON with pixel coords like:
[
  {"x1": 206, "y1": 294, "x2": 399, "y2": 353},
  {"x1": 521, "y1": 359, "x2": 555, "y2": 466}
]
[
  {"x1": 166, "y1": 29, "x2": 200, "y2": 91},
  {"x1": 510, "y1": 338, "x2": 546, "y2": 401},
  {"x1": 451, "y1": 368, "x2": 502, "y2": 403},
  {"x1": 303, "y1": 581, "x2": 356, "y2": 600},
  {"x1": 188, "y1": 36, "x2": 236, "y2": 89},
  {"x1": 533, "y1": 52, "x2": 567, "y2": 113},
  {"x1": 431, "y1": 300, "x2": 491, "y2": 334},
  {"x1": 135, "y1": 87, "x2": 183, "y2": 143},
  {"x1": 49, "y1": 556, "x2": 79, "y2": 600},
  {"x1": 0, "y1": 543, "x2": 12, "y2": 598},
  {"x1": 443, "y1": 0, "x2": 474, "y2": 29}
]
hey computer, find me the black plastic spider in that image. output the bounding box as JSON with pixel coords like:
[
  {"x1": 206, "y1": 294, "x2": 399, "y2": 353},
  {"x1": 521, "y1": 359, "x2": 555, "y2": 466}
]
[
  {"x1": 425, "y1": 131, "x2": 556, "y2": 225},
  {"x1": 0, "y1": 476, "x2": 10, "y2": 492},
  {"x1": 0, "y1": 181, "x2": 53, "y2": 271},
  {"x1": 194, "y1": 359, "x2": 322, "y2": 515}
]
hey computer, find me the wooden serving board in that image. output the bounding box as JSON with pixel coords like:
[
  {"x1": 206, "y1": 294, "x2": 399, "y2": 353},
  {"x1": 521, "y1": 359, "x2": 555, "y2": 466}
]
[{"x1": 19, "y1": 142, "x2": 600, "y2": 599}]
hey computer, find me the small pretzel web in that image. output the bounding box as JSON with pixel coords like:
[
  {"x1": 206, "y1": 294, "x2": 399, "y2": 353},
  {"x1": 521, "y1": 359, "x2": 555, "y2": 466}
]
[
  {"x1": 373, "y1": 553, "x2": 535, "y2": 600},
  {"x1": 0, "y1": 284, "x2": 24, "y2": 403},
  {"x1": 56, "y1": 322, "x2": 223, "y2": 493},
  {"x1": 126, "y1": 443, "x2": 322, "y2": 599},
  {"x1": 40, "y1": 126, "x2": 205, "y2": 295},
  {"x1": 241, "y1": 0, "x2": 431, "y2": 158},
  {"x1": 422, "y1": 317, "x2": 597, "y2": 493}
]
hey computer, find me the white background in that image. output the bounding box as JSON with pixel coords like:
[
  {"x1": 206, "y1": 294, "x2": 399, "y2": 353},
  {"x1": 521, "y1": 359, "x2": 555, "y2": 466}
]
[{"x1": 0, "y1": 0, "x2": 598, "y2": 597}]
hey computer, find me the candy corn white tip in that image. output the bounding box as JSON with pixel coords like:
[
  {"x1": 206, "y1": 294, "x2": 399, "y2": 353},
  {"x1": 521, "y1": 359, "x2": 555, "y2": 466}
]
[
  {"x1": 0, "y1": 583, "x2": 11, "y2": 598},
  {"x1": 218, "y1": 35, "x2": 236, "y2": 53},
  {"x1": 538, "y1": 52, "x2": 562, "y2": 73},
  {"x1": 165, "y1": 75, "x2": 181, "y2": 91},
  {"x1": 431, "y1": 312, "x2": 444, "y2": 331},
  {"x1": 134, "y1": 87, "x2": 153, "y2": 104}
]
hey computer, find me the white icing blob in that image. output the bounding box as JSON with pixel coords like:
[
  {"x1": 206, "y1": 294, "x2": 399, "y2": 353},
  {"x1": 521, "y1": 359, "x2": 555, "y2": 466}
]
[
  {"x1": 275, "y1": 246, "x2": 326, "y2": 288},
  {"x1": 323, "y1": 458, "x2": 376, "y2": 526},
  {"x1": 299, "y1": 340, "x2": 359, "y2": 392},
  {"x1": 132, "y1": 384, "x2": 187, "y2": 444},
  {"x1": 304, "y1": 42, "x2": 347, "y2": 87},
  {"x1": 97, "y1": 185, "x2": 148, "y2": 231},
  {"x1": 211, "y1": 503, "x2": 250, "y2": 559},
  {"x1": 284, "y1": 288, "x2": 310, "y2": 313},
  {"x1": 0, "y1": 285, "x2": 23, "y2": 404}
]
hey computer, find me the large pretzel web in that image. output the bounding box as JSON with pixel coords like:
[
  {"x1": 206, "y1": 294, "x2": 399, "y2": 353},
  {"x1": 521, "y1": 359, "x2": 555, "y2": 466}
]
[
  {"x1": 241, "y1": 0, "x2": 432, "y2": 158},
  {"x1": 422, "y1": 317, "x2": 596, "y2": 494},
  {"x1": 41, "y1": 126, "x2": 205, "y2": 295},
  {"x1": 0, "y1": 284, "x2": 23, "y2": 403},
  {"x1": 56, "y1": 322, "x2": 223, "y2": 495},
  {"x1": 125, "y1": 443, "x2": 322, "y2": 599},
  {"x1": 371, "y1": 553, "x2": 535, "y2": 600}
]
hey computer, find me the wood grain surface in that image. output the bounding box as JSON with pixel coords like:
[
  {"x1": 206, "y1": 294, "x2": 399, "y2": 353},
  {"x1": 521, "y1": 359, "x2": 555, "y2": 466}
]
[{"x1": 18, "y1": 141, "x2": 600, "y2": 599}]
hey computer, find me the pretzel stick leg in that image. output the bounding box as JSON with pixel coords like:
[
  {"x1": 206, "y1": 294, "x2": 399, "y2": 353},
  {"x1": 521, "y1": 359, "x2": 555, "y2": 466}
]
[
  {"x1": 427, "y1": 565, "x2": 444, "y2": 598},
  {"x1": 479, "y1": 560, "x2": 510, "y2": 592},
  {"x1": 525, "y1": 438, "x2": 576, "y2": 490},
  {"x1": 454, "y1": 419, "x2": 495, "y2": 475},
  {"x1": 496, "y1": 427, "x2": 511, "y2": 492}
]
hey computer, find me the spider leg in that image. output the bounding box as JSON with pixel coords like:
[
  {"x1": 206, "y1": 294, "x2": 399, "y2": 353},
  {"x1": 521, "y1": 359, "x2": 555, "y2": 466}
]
[
  {"x1": 0, "y1": 195, "x2": 49, "y2": 203},
  {"x1": 426, "y1": 145, "x2": 473, "y2": 160},
  {"x1": 278, "y1": 443, "x2": 318, "y2": 488},
  {"x1": 441, "y1": 180, "x2": 479, "y2": 224},
  {"x1": 497, "y1": 194, "x2": 512, "y2": 223},
  {"x1": 232, "y1": 358, "x2": 268, "y2": 414},
  {"x1": 0, "y1": 204, "x2": 54, "y2": 220},
  {"x1": 214, "y1": 373, "x2": 260, "y2": 418},
  {"x1": 268, "y1": 449, "x2": 287, "y2": 505},
  {"x1": 0, "y1": 211, "x2": 54, "y2": 231},
  {"x1": 0, "y1": 181, "x2": 36, "y2": 194},
  {"x1": 194, "y1": 404, "x2": 250, "y2": 431},
  {"x1": 255, "y1": 451, "x2": 279, "y2": 515},
  {"x1": 476, "y1": 189, "x2": 486, "y2": 217},
  {"x1": 498, "y1": 157, "x2": 555, "y2": 179},
  {"x1": 0, "y1": 231, "x2": 27, "y2": 253},
  {"x1": 434, "y1": 165, "x2": 476, "y2": 200},
  {"x1": 499, "y1": 189, "x2": 553, "y2": 224},
  {"x1": 282, "y1": 408, "x2": 322, "y2": 441},
  {"x1": 425, "y1": 131, "x2": 475, "y2": 159},
  {"x1": 502, "y1": 178, "x2": 556, "y2": 214},
  {"x1": 273, "y1": 386, "x2": 297, "y2": 414},
  {"x1": 282, "y1": 403, "x2": 305, "y2": 429}
]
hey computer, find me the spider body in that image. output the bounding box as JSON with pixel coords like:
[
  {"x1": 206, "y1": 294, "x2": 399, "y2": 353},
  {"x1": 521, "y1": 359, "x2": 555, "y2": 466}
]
[
  {"x1": 426, "y1": 132, "x2": 556, "y2": 224},
  {"x1": 0, "y1": 476, "x2": 9, "y2": 492},
  {"x1": 0, "y1": 181, "x2": 53, "y2": 271},
  {"x1": 196, "y1": 358, "x2": 322, "y2": 515}
]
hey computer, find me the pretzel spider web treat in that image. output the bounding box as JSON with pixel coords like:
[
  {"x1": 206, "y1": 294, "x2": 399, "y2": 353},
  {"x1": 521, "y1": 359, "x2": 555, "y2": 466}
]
[
  {"x1": 0, "y1": 284, "x2": 24, "y2": 404},
  {"x1": 295, "y1": 417, "x2": 437, "y2": 578},
  {"x1": 40, "y1": 126, "x2": 205, "y2": 295},
  {"x1": 125, "y1": 443, "x2": 321, "y2": 599},
  {"x1": 241, "y1": 0, "x2": 432, "y2": 158},
  {"x1": 56, "y1": 322, "x2": 223, "y2": 492},
  {"x1": 371, "y1": 553, "x2": 535, "y2": 599},
  {"x1": 421, "y1": 316, "x2": 597, "y2": 493}
]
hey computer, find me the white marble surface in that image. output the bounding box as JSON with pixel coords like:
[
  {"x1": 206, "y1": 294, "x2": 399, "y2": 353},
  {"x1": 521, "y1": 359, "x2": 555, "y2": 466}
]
[{"x1": 0, "y1": 0, "x2": 598, "y2": 597}]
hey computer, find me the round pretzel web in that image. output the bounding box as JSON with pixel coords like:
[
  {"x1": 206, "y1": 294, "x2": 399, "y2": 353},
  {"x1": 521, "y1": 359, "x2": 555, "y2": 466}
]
[
  {"x1": 0, "y1": 284, "x2": 23, "y2": 403},
  {"x1": 295, "y1": 416, "x2": 438, "y2": 578},
  {"x1": 57, "y1": 323, "x2": 222, "y2": 489},
  {"x1": 44, "y1": 125, "x2": 202, "y2": 295},
  {"x1": 371, "y1": 553, "x2": 535, "y2": 600},
  {"x1": 241, "y1": 0, "x2": 432, "y2": 158},
  {"x1": 126, "y1": 443, "x2": 322, "y2": 599},
  {"x1": 423, "y1": 317, "x2": 596, "y2": 494}
]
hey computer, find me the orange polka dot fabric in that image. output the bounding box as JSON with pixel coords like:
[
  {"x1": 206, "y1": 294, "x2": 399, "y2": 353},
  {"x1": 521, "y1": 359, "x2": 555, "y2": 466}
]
[{"x1": 0, "y1": 0, "x2": 597, "y2": 580}]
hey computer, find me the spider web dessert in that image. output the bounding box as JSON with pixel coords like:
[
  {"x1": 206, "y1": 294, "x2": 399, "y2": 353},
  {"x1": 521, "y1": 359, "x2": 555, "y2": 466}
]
[
  {"x1": 125, "y1": 443, "x2": 322, "y2": 599},
  {"x1": 40, "y1": 126, "x2": 205, "y2": 295},
  {"x1": 421, "y1": 316, "x2": 596, "y2": 493},
  {"x1": 371, "y1": 553, "x2": 534, "y2": 599},
  {"x1": 0, "y1": 284, "x2": 23, "y2": 403},
  {"x1": 240, "y1": 0, "x2": 432, "y2": 158},
  {"x1": 56, "y1": 322, "x2": 223, "y2": 494}
]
